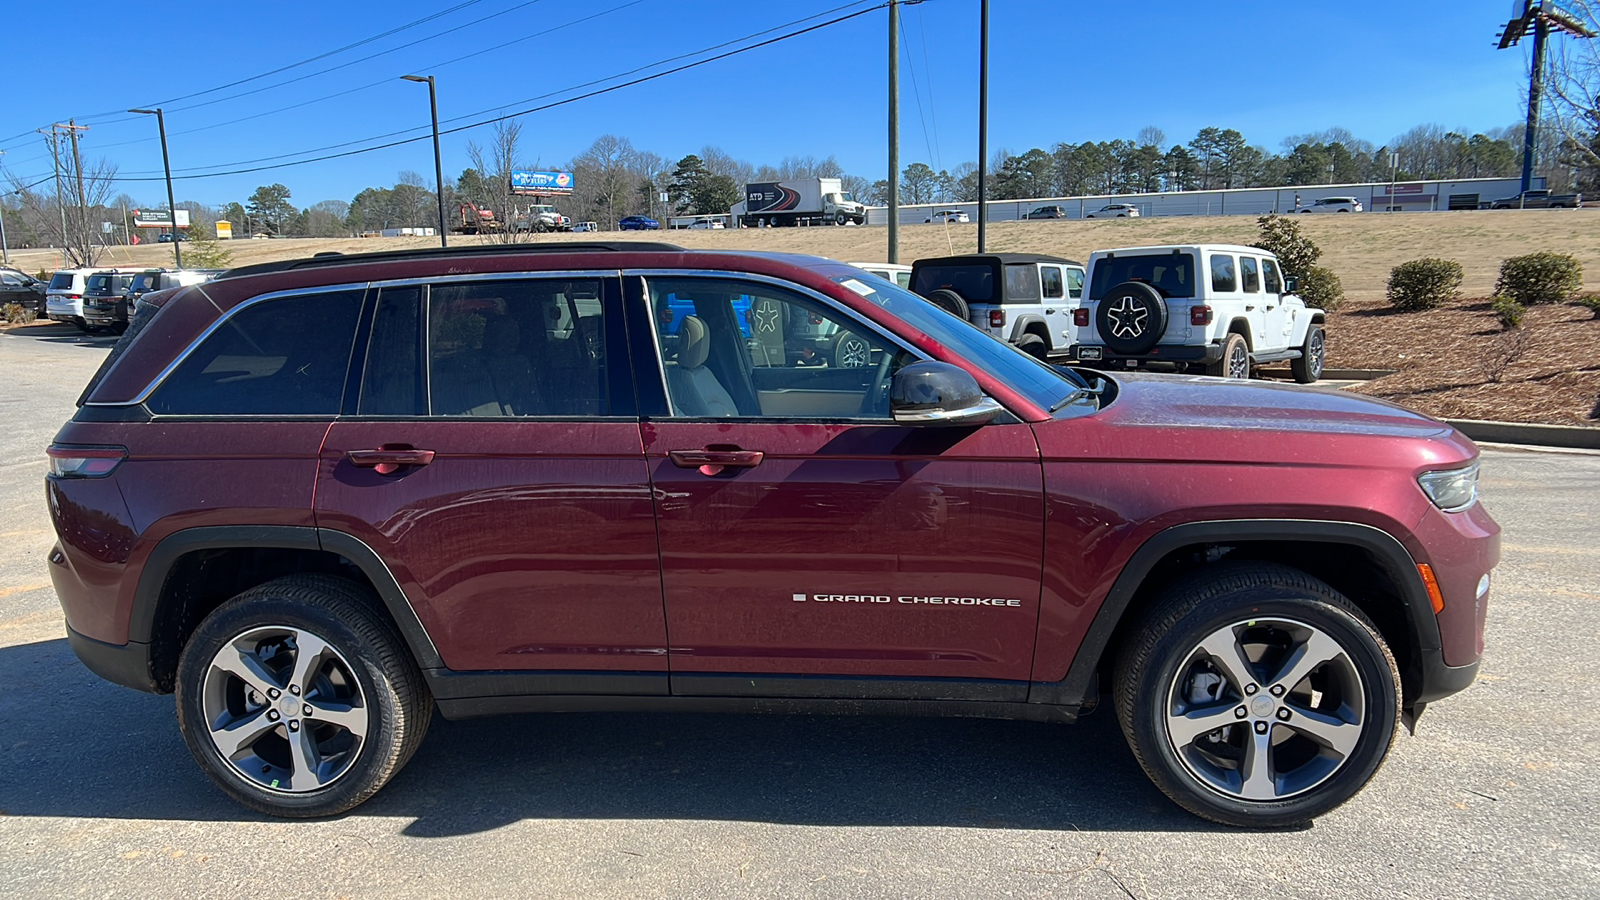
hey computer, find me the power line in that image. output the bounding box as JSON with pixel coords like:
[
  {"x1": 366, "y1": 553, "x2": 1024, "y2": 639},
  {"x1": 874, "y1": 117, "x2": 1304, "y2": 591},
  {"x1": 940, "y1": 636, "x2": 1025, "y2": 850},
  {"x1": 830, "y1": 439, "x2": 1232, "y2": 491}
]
[
  {"x1": 113, "y1": 1, "x2": 885, "y2": 181},
  {"x1": 899, "y1": 9, "x2": 937, "y2": 170},
  {"x1": 914, "y1": 2, "x2": 943, "y2": 171}
]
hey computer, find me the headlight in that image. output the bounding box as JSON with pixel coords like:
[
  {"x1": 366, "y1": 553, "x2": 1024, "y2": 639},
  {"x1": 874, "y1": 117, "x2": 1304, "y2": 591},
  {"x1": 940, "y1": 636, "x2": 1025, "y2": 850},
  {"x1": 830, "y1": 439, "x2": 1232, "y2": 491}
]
[{"x1": 1418, "y1": 462, "x2": 1479, "y2": 512}]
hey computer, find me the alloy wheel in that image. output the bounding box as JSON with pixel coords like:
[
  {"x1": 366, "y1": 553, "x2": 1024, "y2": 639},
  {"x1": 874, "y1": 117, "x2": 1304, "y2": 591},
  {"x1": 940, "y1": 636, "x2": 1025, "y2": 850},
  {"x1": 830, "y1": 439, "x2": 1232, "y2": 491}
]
[
  {"x1": 1227, "y1": 343, "x2": 1250, "y2": 379},
  {"x1": 1307, "y1": 330, "x2": 1325, "y2": 377},
  {"x1": 836, "y1": 336, "x2": 871, "y2": 368},
  {"x1": 1165, "y1": 617, "x2": 1366, "y2": 801}
]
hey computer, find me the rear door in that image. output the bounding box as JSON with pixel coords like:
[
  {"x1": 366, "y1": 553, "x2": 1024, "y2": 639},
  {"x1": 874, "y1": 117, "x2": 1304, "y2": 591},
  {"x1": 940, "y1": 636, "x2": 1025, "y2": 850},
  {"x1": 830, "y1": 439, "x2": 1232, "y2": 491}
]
[
  {"x1": 314, "y1": 274, "x2": 668, "y2": 688},
  {"x1": 632, "y1": 273, "x2": 1046, "y2": 699}
]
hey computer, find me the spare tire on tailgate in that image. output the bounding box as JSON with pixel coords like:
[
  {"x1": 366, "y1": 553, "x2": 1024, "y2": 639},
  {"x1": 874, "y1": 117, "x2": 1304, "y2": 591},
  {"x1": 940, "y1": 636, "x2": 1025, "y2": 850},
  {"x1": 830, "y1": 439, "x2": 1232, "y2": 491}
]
[
  {"x1": 1095, "y1": 281, "x2": 1167, "y2": 355},
  {"x1": 924, "y1": 289, "x2": 970, "y2": 322}
]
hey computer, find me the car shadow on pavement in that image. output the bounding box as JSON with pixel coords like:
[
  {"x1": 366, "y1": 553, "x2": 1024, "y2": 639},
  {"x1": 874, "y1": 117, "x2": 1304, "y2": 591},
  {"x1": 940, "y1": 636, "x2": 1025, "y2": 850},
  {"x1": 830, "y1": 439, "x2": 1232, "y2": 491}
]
[
  {"x1": 0, "y1": 638, "x2": 1219, "y2": 834},
  {"x1": 0, "y1": 323, "x2": 119, "y2": 347}
]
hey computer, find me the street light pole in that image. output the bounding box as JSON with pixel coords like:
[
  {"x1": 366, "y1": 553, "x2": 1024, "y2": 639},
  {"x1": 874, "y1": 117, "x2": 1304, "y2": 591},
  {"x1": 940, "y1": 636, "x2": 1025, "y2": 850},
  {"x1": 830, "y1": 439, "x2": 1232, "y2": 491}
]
[
  {"x1": 887, "y1": 1, "x2": 900, "y2": 264},
  {"x1": 976, "y1": 0, "x2": 990, "y2": 252},
  {"x1": 402, "y1": 75, "x2": 448, "y2": 247},
  {"x1": 129, "y1": 108, "x2": 181, "y2": 268}
]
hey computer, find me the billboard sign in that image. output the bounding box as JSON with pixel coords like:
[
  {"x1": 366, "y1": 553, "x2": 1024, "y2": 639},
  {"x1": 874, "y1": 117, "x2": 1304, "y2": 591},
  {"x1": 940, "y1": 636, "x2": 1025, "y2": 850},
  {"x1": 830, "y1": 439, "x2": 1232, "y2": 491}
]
[
  {"x1": 510, "y1": 170, "x2": 574, "y2": 196},
  {"x1": 132, "y1": 208, "x2": 191, "y2": 228}
]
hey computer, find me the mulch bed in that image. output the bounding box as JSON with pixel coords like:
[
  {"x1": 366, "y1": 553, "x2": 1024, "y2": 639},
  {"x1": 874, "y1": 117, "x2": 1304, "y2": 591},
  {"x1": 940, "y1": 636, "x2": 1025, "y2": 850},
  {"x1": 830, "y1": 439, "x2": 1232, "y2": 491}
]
[{"x1": 1321, "y1": 298, "x2": 1600, "y2": 427}]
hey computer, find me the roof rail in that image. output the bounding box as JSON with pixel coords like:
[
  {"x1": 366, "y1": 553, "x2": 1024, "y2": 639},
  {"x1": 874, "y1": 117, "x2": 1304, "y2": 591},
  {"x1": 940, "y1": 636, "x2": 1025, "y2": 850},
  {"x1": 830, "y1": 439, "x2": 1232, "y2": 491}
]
[{"x1": 215, "y1": 241, "x2": 689, "y2": 280}]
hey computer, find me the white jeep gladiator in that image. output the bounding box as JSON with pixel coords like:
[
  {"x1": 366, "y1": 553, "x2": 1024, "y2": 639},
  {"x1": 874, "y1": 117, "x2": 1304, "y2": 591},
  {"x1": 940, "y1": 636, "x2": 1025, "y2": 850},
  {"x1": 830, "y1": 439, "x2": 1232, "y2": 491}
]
[{"x1": 1072, "y1": 244, "x2": 1325, "y2": 382}]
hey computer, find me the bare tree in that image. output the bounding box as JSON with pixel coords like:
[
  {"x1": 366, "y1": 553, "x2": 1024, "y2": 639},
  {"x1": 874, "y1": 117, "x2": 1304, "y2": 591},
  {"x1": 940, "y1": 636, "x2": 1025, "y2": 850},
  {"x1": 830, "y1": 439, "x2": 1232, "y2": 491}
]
[
  {"x1": 1542, "y1": 3, "x2": 1600, "y2": 175},
  {"x1": 8, "y1": 138, "x2": 118, "y2": 267},
  {"x1": 465, "y1": 121, "x2": 532, "y2": 243}
]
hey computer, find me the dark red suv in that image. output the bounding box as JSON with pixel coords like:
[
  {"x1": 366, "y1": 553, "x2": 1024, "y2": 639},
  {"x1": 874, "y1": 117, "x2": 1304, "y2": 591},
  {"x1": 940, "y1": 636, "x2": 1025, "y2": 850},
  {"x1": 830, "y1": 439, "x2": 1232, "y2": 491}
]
[{"x1": 47, "y1": 243, "x2": 1498, "y2": 825}]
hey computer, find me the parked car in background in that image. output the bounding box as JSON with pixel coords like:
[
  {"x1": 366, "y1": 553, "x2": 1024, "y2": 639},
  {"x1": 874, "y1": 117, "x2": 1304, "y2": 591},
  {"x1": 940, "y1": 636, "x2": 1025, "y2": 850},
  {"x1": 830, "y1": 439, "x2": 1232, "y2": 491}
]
[
  {"x1": 925, "y1": 209, "x2": 971, "y2": 223},
  {"x1": 1299, "y1": 197, "x2": 1362, "y2": 213},
  {"x1": 688, "y1": 218, "x2": 726, "y2": 230},
  {"x1": 1489, "y1": 189, "x2": 1581, "y2": 209},
  {"x1": 47, "y1": 240, "x2": 1498, "y2": 827},
  {"x1": 0, "y1": 267, "x2": 48, "y2": 316},
  {"x1": 571, "y1": 221, "x2": 600, "y2": 233},
  {"x1": 1024, "y1": 205, "x2": 1068, "y2": 220},
  {"x1": 1086, "y1": 203, "x2": 1140, "y2": 218},
  {"x1": 81, "y1": 271, "x2": 141, "y2": 333},
  {"x1": 1072, "y1": 243, "x2": 1325, "y2": 382},
  {"x1": 158, "y1": 231, "x2": 189, "y2": 242},
  {"x1": 45, "y1": 268, "x2": 116, "y2": 330},
  {"x1": 619, "y1": 215, "x2": 660, "y2": 231},
  {"x1": 847, "y1": 262, "x2": 913, "y2": 290},
  {"x1": 910, "y1": 252, "x2": 1086, "y2": 359}
]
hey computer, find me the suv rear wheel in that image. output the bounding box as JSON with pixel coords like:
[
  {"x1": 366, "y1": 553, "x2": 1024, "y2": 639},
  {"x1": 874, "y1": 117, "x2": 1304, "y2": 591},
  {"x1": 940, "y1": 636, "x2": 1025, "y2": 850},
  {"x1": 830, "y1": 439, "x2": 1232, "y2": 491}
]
[
  {"x1": 1113, "y1": 563, "x2": 1400, "y2": 827},
  {"x1": 175, "y1": 575, "x2": 432, "y2": 817},
  {"x1": 1207, "y1": 333, "x2": 1249, "y2": 379}
]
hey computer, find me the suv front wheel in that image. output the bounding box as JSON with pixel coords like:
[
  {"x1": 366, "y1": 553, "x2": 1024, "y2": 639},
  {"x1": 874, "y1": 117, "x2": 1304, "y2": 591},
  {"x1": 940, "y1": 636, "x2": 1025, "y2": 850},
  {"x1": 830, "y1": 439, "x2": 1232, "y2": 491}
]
[
  {"x1": 1113, "y1": 563, "x2": 1400, "y2": 827},
  {"x1": 175, "y1": 575, "x2": 432, "y2": 817}
]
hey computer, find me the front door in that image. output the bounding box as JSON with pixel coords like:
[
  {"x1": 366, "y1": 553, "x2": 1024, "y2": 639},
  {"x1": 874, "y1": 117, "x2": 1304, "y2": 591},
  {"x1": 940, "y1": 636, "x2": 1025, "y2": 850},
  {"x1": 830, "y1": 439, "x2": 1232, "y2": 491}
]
[
  {"x1": 635, "y1": 274, "x2": 1046, "y2": 699},
  {"x1": 314, "y1": 276, "x2": 668, "y2": 687}
]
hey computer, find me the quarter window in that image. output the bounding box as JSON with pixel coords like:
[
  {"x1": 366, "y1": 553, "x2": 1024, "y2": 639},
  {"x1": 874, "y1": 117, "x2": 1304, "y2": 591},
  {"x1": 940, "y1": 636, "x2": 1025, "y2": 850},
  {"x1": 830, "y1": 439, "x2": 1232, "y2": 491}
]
[
  {"x1": 147, "y1": 290, "x2": 363, "y2": 416},
  {"x1": 1240, "y1": 257, "x2": 1261, "y2": 293},
  {"x1": 1210, "y1": 255, "x2": 1238, "y2": 293},
  {"x1": 1066, "y1": 268, "x2": 1084, "y2": 299}
]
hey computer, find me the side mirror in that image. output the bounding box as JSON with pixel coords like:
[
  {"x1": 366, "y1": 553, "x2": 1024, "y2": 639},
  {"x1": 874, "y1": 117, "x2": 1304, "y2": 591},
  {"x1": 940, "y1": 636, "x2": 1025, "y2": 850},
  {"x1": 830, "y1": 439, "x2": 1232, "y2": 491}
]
[
  {"x1": 891, "y1": 360, "x2": 1002, "y2": 427},
  {"x1": 1283, "y1": 277, "x2": 1299, "y2": 293}
]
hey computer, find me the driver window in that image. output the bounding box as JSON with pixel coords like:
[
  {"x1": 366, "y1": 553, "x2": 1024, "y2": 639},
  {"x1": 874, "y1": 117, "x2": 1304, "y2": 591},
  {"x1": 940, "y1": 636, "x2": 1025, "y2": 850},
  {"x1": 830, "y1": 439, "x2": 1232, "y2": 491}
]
[{"x1": 648, "y1": 277, "x2": 908, "y2": 420}]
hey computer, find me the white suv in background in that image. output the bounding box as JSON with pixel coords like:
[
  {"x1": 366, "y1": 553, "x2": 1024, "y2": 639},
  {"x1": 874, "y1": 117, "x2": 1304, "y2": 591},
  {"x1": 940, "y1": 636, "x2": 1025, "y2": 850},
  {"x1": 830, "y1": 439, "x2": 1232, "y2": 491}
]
[
  {"x1": 1300, "y1": 196, "x2": 1362, "y2": 213},
  {"x1": 45, "y1": 268, "x2": 118, "y2": 331},
  {"x1": 909, "y1": 253, "x2": 1086, "y2": 359},
  {"x1": 1087, "y1": 203, "x2": 1141, "y2": 218},
  {"x1": 1072, "y1": 244, "x2": 1325, "y2": 382}
]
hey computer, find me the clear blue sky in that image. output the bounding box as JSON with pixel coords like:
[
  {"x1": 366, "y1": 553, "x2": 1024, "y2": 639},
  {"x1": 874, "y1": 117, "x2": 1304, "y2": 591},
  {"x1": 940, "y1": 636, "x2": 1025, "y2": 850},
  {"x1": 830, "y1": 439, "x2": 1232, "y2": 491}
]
[{"x1": 0, "y1": 0, "x2": 1539, "y2": 208}]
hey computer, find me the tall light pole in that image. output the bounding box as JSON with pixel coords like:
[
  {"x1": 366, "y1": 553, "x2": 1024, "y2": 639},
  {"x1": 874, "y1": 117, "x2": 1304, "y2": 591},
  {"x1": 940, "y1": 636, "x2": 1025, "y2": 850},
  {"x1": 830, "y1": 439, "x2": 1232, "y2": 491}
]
[
  {"x1": 129, "y1": 108, "x2": 181, "y2": 268},
  {"x1": 402, "y1": 75, "x2": 449, "y2": 247},
  {"x1": 887, "y1": 1, "x2": 900, "y2": 263},
  {"x1": 0, "y1": 150, "x2": 10, "y2": 265},
  {"x1": 976, "y1": 0, "x2": 990, "y2": 252}
]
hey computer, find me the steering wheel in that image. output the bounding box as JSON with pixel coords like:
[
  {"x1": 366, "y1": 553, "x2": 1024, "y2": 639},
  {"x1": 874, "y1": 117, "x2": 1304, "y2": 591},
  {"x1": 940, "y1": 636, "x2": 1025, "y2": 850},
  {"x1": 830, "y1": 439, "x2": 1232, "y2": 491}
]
[{"x1": 860, "y1": 348, "x2": 896, "y2": 417}]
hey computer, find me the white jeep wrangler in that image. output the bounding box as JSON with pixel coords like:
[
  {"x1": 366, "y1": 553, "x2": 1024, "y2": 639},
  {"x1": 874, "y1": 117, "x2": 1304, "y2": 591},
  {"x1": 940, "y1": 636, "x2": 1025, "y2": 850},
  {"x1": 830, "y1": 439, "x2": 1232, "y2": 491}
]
[
  {"x1": 908, "y1": 253, "x2": 1086, "y2": 359},
  {"x1": 1072, "y1": 244, "x2": 1325, "y2": 382}
]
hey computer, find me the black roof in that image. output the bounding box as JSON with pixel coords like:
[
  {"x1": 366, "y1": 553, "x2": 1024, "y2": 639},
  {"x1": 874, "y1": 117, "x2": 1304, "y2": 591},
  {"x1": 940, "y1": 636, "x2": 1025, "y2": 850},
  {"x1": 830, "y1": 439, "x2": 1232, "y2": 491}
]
[
  {"x1": 912, "y1": 252, "x2": 1084, "y2": 268},
  {"x1": 215, "y1": 241, "x2": 688, "y2": 280}
]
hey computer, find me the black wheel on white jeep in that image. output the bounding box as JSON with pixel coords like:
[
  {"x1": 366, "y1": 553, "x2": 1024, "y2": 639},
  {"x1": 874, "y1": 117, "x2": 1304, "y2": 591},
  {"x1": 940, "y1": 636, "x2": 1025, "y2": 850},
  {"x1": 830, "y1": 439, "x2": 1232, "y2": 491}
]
[
  {"x1": 1113, "y1": 563, "x2": 1401, "y2": 827},
  {"x1": 1095, "y1": 280, "x2": 1167, "y2": 355},
  {"x1": 924, "y1": 289, "x2": 970, "y2": 321},
  {"x1": 1015, "y1": 333, "x2": 1048, "y2": 359},
  {"x1": 1292, "y1": 325, "x2": 1325, "y2": 384},
  {"x1": 1207, "y1": 333, "x2": 1250, "y2": 379}
]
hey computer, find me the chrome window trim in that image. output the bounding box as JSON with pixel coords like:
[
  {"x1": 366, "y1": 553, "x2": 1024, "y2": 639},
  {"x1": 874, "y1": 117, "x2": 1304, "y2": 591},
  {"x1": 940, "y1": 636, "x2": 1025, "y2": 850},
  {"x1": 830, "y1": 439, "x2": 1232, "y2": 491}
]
[
  {"x1": 87, "y1": 281, "x2": 368, "y2": 408},
  {"x1": 365, "y1": 270, "x2": 620, "y2": 291},
  {"x1": 628, "y1": 268, "x2": 930, "y2": 420}
]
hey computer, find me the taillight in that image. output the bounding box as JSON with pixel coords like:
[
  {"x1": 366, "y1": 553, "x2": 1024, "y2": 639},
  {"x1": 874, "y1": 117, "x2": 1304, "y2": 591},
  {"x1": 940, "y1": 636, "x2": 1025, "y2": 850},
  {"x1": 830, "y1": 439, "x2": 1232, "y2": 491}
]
[
  {"x1": 989, "y1": 309, "x2": 1005, "y2": 328},
  {"x1": 1190, "y1": 305, "x2": 1214, "y2": 326},
  {"x1": 1073, "y1": 308, "x2": 1090, "y2": 327},
  {"x1": 46, "y1": 445, "x2": 126, "y2": 478}
]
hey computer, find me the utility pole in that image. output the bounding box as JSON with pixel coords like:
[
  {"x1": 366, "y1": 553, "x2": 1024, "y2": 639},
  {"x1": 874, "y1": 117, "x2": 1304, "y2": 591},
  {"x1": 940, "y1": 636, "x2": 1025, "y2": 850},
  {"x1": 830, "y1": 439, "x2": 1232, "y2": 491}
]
[
  {"x1": 39, "y1": 129, "x2": 69, "y2": 259},
  {"x1": 887, "y1": 0, "x2": 900, "y2": 263},
  {"x1": 63, "y1": 121, "x2": 91, "y2": 261},
  {"x1": 977, "y1": 0, "x2": 990, "y2": 252},
  {"x1": 0, "y1": 150, "x2": 9, "y2": 265}
]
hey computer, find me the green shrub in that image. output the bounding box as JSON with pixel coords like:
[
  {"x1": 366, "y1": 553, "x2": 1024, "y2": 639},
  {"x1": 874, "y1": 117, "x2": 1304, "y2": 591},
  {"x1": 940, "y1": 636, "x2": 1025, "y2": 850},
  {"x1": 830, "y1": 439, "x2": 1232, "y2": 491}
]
[
  {"x1": 1297, "y1": 265, "x2": 1345, "y2": 312},
  {"x1": 1575, "y1": 294, "x2": 1600, "y2": 319},
  {"x1": 1251, "y1": 213, "x2": 1321, "y2": 282},
  {"x1": 1386, "y1": 258, "x2": 1463, "y2": 311},
  {"x1": 1491, "y1": 296, "x2": 1525, "y2": 329},
  {"x1": 1494, "y1": 252, "x2": 1583, "y2": 305},
  {"x1": 2, "y1": 302, "x2": 32, "y2": 324}
]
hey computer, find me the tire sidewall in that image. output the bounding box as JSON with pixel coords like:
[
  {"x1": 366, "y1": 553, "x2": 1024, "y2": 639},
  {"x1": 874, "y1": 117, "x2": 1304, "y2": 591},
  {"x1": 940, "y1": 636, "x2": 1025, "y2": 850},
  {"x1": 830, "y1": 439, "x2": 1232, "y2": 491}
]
[
  {"x1": 1125, "y1": 591, "x2": 1399, "y2": 827},
  {"x1": 175, "y1": 594, "x2": 406, "y2": 817},
  {"x1": 1095, "y1": 281, "x2": 1167, "y2": 355},
  {"x1": 1016, "y1": 333, "x2": 1048, "y2": 359}
]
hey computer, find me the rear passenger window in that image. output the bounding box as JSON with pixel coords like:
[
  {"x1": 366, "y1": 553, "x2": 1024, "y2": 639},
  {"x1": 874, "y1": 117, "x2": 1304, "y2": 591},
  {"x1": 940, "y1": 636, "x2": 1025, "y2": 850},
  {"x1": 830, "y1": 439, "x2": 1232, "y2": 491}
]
[
  {"x1": 421, "y1": 278, "x2": 610, "y2": 417},
  {"x1": 1262, "y1": 259, "x2": 1284, "y2": 293},
  {"x1": 147, "y1": 290, "x2": 363, "y2": 416},
  {"x1": 1210, "y1": 255, "x2": 1237, "y2": 293},
  {"x1": 1041, "y1": 266, "x2": 1064, "y2": 299},
  {"x1": 1240, "y1": 257, "x2": 1261, "y2": 293},
  {"x1": 1066, "y1": 268, "x2": 1084, "y2": 299}
]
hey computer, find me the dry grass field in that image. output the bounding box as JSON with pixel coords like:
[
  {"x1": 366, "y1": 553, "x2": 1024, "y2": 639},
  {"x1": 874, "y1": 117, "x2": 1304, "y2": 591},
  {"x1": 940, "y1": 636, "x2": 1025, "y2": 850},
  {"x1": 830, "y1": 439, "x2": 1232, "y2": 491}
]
[{"x1": 7, "y1": 209, "x2": 1598, "y2": 425}]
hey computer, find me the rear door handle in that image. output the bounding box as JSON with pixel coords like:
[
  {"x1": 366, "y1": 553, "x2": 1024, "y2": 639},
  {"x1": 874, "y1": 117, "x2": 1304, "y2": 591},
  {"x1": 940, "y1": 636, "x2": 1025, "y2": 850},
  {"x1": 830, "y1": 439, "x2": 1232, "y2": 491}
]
[
  {"x1": 348, "y1": 447, "x2": 436, "y2": 475},
  {"x1": 669, "y1": 448, "x2": 764, "y2": 476}
]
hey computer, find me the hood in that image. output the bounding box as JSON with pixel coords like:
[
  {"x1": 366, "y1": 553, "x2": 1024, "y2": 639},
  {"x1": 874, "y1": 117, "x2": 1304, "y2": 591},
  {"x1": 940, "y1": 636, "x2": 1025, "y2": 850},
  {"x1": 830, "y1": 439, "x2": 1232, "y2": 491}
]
[{"x1": 1101, "y1": 372, "x2": 1452, "y2": 438}]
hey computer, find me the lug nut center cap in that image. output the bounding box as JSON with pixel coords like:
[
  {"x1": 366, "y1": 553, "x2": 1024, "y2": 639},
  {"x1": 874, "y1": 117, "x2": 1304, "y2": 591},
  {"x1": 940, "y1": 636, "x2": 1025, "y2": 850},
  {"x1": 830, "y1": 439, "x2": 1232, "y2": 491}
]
[
  {"x1": 278, "y1": 695, "x2": 301, "y2": 718},
  {"x1": 1251, "y1": 695, "x2": 1274, "y2": 718}
]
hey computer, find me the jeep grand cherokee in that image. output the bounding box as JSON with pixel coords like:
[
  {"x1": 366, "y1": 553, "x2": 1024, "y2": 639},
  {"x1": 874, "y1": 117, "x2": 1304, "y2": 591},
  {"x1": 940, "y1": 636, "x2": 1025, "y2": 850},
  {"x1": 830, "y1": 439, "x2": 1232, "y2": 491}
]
[{"x1": 48, "y1": 242, "x2": 1498, "y2": 826}]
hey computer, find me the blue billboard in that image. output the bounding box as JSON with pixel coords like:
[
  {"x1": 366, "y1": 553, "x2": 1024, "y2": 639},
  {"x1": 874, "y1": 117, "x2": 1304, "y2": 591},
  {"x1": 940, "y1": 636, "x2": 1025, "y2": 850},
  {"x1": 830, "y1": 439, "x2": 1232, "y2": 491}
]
[{"x1": 510, "y1": 170, "x2": 575, "y2": 196}]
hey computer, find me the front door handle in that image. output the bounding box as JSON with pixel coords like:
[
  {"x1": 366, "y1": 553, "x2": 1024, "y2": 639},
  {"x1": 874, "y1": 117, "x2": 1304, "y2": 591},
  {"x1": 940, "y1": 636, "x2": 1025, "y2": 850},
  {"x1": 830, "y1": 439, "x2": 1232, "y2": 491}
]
[
  {"x1": 348, "y1": 446, "x2": 436, "y2": 475},
  {"x1": 669, "y1": 448, "x2": 764, "y2": 476},
  {"x1": 1045, "y1": 308, "x2": 1056, "y2": 314}
]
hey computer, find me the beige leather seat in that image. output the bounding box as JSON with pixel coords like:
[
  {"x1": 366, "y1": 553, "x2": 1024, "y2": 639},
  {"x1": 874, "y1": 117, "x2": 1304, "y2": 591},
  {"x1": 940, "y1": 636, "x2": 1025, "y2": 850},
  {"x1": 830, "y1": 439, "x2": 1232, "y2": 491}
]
[{"x1": 667, "y1": 316, "x2": 739, "y2": 417}]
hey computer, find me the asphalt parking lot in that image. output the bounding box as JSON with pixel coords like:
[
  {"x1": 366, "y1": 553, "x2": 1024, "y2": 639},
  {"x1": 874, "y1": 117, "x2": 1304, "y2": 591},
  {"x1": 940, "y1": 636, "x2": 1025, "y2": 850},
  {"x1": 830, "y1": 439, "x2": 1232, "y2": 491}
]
[{"x1": 1, "y1": 321, "x2": 1597, "y2": 899}]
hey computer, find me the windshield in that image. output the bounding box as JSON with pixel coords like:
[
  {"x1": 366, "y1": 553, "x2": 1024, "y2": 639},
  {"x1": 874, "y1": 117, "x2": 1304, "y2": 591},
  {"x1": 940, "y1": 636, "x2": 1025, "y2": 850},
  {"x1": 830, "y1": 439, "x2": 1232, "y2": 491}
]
[
  {"x1": 822, "y1": 265, "x2": 1091, "y2": 412},
  {"x1": 1089, "y1": 252, "x2": 1197, "y2": 300},
  {"x1": 840, "y1": 191, "x2": 855, "y2": 203}
]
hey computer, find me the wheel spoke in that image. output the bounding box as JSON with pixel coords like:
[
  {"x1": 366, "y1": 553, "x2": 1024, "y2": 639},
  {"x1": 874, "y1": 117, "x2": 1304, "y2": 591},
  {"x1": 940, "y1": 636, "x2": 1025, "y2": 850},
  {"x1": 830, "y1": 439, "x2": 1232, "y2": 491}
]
[
  {"x1": 1239, "y1": 726, "x2": 1278, "y2": 800},
  {"x1": 288, "y1": 631, "x2": 333, "y2": 694},
  {"x1": 1268, "y1": 629, "x2": 1345, "y2": 693},
  {"x1": 286, "y1": 726, "x2": 324, "y2": 790},
  {"x1": 1197, "y1": 628, "x2": 1259, "y2": 692},
  {"x1": 1286, "y1": 706, "x2": 1363, "y2": 756},
  {"x1": 210, "y1": 707, "x2": 276, "y2": 759},
  {"x1": 306, "y1": 699, "x2": 368, "y2": 737},
  {"x1": 1166, "y1": 703, "x2": 1239, "y2": 746},
  {"x1": 213, "y1": 642, "x2": 282, "y2": 697}
]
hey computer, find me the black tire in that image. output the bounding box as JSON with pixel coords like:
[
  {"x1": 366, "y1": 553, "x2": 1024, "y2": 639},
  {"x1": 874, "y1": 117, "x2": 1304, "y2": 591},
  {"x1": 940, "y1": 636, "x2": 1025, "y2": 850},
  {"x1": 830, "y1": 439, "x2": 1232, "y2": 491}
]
[
  {"x1": 533, "y1": 221, "x2": 549, "y2": 234},
  {"x1": 1015, "y1": 332, "x2": 1048, "y2": 359},
  {"x1": 830, "y1": 331, "x2": 873, "y2": 368},
  {"x1": 834, "y1": 212, "x2": 848, "y2": 226},
  {"x1": 1112, "y1": 563, "x2": 1400, "y2": 828},
  {"x1": 1206, "y1": 332, "x2": 1250, "y2": 379},
  {"x1": 175, "y1": 574, "x2": 432, "y2": 818},
  {"x1": 924, "y1": 289, "x2": 970, "y2": 321},
  {"x1": 1095, "y1": 280, "x2": 1167, "y2": 355},
  {"x1": 1291, "y1": 325, "x2": 1325, "y2": 384}
]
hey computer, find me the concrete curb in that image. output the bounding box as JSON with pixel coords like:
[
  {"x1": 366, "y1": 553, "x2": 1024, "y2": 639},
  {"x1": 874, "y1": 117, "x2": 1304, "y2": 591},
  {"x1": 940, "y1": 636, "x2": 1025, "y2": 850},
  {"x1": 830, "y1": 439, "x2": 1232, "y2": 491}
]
[
  {"x1": 1445, "y1": 419, "x2": 1600, "y2": 450},
  {"x1": 1320, "y1": 368, "x2": 1396, "y2": 380}
]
